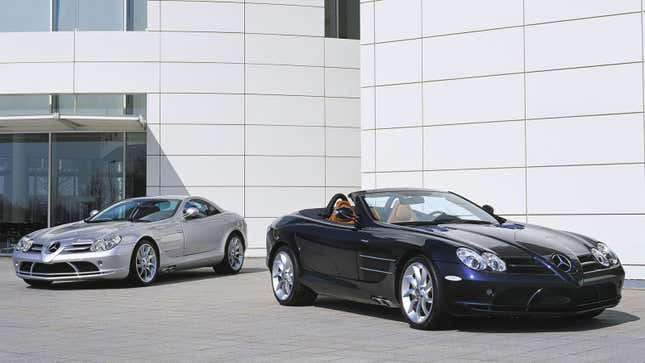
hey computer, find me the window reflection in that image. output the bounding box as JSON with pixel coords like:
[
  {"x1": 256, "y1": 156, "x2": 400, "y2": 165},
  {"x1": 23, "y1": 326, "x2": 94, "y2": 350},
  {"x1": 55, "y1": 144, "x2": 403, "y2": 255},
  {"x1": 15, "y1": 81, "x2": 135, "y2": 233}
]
[
  {"x1": 51, "y1": 133, "x2": 124, "y2": 225},
  {"x1": 126, "y1": 133, "x2": 146, "y2": 198},
  {"x1": 325, "y1": 0, "x2": 360, "y2": 40},
  {"x1": 0, "y1": 95, "x2": 51, "y2": 116},
  {"x1": 0, "y1": 134, "x2": 48, "y2": 254},
  {"x1": 0, "y1": 0, "x2": 50, "y2": 32}
]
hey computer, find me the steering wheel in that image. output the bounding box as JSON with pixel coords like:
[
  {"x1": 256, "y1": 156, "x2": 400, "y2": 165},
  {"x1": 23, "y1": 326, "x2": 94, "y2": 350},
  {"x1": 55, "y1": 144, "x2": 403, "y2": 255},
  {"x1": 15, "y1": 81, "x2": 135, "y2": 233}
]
[
  {"x1": 428, "y1": 210, "x2": 446, "y2": 221},
  {"x1": 323, "y1": 193, "x2": 349, "y2": 218}
]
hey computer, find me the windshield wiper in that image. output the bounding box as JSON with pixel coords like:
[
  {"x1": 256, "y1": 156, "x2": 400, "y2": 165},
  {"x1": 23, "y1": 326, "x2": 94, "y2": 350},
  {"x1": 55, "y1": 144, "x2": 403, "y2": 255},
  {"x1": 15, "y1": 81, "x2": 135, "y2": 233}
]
[{"x1": 394, "y1": 220, "x2": 492, "y2": 226}]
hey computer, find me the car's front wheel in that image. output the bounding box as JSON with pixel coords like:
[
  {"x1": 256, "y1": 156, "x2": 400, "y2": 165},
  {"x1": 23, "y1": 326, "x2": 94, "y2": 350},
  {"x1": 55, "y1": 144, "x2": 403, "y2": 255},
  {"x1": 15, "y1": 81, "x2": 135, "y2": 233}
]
[
  {"x1": 270, "y1": 246, "x2": 316, "y2": 306},
  {"x1": 399, "y1": 256, "x2": 450, "y2": 330},
  {"x1": 24, "y1": 279, "x2": 53, "y2": 288},
  {"x1": 128, "y1": 240, "x2": 159, "y2": 286}
]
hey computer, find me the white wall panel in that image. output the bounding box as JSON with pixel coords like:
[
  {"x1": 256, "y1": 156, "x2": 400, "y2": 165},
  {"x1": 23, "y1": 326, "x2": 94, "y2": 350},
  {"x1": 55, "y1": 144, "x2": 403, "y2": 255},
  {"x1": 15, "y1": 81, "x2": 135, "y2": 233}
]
[
  {"x1": 245, "y1": 187, "x2": 325, "y2": 217},
  {"x1": 326, "y1": 128, "x2": 361, "y2": 157},
  {"x1": 375, "y1": 128, "x2": 422, "y2": 172},
  {"x1": 246, "y1": 95, "x2": 323, "y2": 126},
  {"x1": 423, "y1": 27, "x2": 524, "y2": 80},
  {"x1": 423, "y1": 0, "x2": 523, "y2": 36},
  {"x1": 376, "y1": 171, "x2": 423, "y2": 188},
  {"x1": 424, "y1": 121, "x2": 525, "y2": 169},
  {"x1": 424, "y1": 168, "x2": 526, "y2": 214},
  {"x1": 147, "y1": 124, "x2": 161, "y2": 155},
  {"x1": 0, "y1": 32, "x2": 73, "y2": 62},
  {"x1": 374, "y1": 0, "x2": 421, "y2": 42},
  {"x1": 527, "y1": 114, "x2": 644, "y2": 166},
  {"x1": 326, "y1": 98, "x2": 360, "y2": 128},
  {"x1": 362, "y1": 172, "x2": 376, "y2": 190},
  {"x1": 161, "y1": 32, "x2": 243, "y2": 63},
  {"x1": 147, "y1": 1, "x2": 160, "y2": 30},
  {"x1": 161, "y1": 94, "x2": 244, "y2": 124},
  {"x1": 361, "y1": 45, "x2": 375, "y2": 87},
  {"x1": 325, "y1": 38, "x2": 360, "y2": 69},
  {"x1": 245, "y1": 156, "x2": 324, "y2": 186},
  {"x1": 0, "y1": 63, "x2": 73, "y2": 93},
  {"x1": 361, "y1": 130, "x2": 375, "y2": 172},
  {"x1": 160, "y1": 1, "x2": 243, "y2": 32},
  {"x1": 246, "y1": 125, "x2": 324, "y2": 156},
  {"x1": 524, "y1": 0, "x2": 641, "y2": 24},
  {"x1": 160, "y1": 155, "x2": 244, "y2": 186},
  {"x1": 526, "y1": 63, "x2": 643, "y2": 119},
  {"x1": 161, "y1": 186, "x2": 244, "y2": 215},
  {"x1": 245, "y1": 3, "x2": 323, "y2": 36},
  {"x1": 375, "y1": 39, "x2": 421, "y2": 85},
  {"x1": 161, "y1": 63, "x2": 243, "y2": 93},
  {"x1": 424, "y1": 74, "x2": 525, "y2": 125},
  {"x1": 76, "y1": 32, "x2": 159, "y2": 62},
  {"x1": 361, "y1": 88, "x2": 375, "y2": 130},
  {"x1": 376, "y1": 83, "x2": 422, "y2": 128},
  {"x1": 245, "y1": 218, "x2": 275, "y2": 250},
  {"x1": 360, "y1": 1, "x2": 374, "y2": 44},
  {"x1": 527, "y1": 164, "x2": 645, "y2": 214},
  {"x1": 246, "y1": 64, "x2": 323, "y2": 96},
  {"x1": 246, "y1": 34, "x2": 323, "y2": 66},
  {"x1": 75, "y1": 63, "x2": 160, "y2": 93},
  {"x1": 161, "y1": 125, "x2": 244, "y2": 155},
  {"x1": 325, "y1": 68, "x2": 360, "y2": 98},
  {"x1": 327, "y1": 157, "x2": 361, "y2": 186},
  {"x1": 525, "y1": 14, "x2": 642, "y2": 71},
  {"x1": 146, "y1": 94, "x2": 160, "y2": 124},
  {"x1": 146, "y1": 155, "x2": 160, "y2": 186},
  {"x1": 249, "y1": 0, "x2": 323, "y2": 6}
]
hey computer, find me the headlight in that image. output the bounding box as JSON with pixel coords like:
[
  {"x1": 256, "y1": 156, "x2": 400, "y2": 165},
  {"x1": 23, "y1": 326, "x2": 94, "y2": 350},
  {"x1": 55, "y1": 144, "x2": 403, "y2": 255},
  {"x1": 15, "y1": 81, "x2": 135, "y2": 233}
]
[
  {"x1": 456, "y1": 248, "x2": 506, "y2": 272},
  {"x1": 14, "y1": 236, "x2": 33, "y2": 252},
  {"x1": 591, "y1": 242, "x2": 619, "y2": 267},
  {"x1": 90, "y1": 235, "x2": 122, "y2": 252}
]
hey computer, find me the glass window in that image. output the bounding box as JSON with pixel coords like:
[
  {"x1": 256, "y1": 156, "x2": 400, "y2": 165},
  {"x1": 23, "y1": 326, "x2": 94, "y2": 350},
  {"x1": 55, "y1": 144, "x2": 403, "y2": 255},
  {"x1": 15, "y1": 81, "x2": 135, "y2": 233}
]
[
  {"x1": 125, "y1": 133, "x2": 146, "y2": 198},
  {"x1": 53, "y1": 0, "x2": 78, "y2": 31},
  {"x1": 51, "y1": 133, "x2": 124, "y2": 225},
  {"x1": 0, "y1": 0, "x2": 50, "y2": 32},
  {"x1": 76, "y1": 94, "x2": 125, "y2": 116},
  {"x1": 88, "y1": 199, "x2": 179, "y2": 222},
  {"x1": 0, "y1": 134, "x2": 49, "y2": 254},
  {"x1": 185, "y1": 200, "x2": 211, "y2": 218},
  {"x1": 325, "y1": 0, "x2": 359, "y2": 40},
  {"x1": 127, "y1": 0, "x2": 147, "y2": 31},
  {"x1": 54, "y1": 0, "x2": 129, "y2": 31},
  {"x1": 0, "y1": 95, "x2": 51, "y2": 116},
  {"x1": 51, "y1": 94, "x2": 75, "y2": 114},
  {"x1": 126, "y1": 94, "x2": 146, "y2": 117}
]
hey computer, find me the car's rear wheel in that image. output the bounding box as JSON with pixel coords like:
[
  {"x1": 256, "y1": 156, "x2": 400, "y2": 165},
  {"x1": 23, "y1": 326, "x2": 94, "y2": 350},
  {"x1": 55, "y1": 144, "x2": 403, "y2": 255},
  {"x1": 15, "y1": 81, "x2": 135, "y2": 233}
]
[
  {"x1": 270, "y1": 246, "x2": 316, "y2": 306},
  {"x1": 214, "y1": 234, "x2": 245, "y2": 274},
  {"x1": 24, "y1": 279, "x2": 52, "y2": 288},
  {"x1": 399, "y1": 256, "x2": 450, "y2": 330},
  {"x1": 128, "y1": 240, "x2": 159, "y2": 286}
]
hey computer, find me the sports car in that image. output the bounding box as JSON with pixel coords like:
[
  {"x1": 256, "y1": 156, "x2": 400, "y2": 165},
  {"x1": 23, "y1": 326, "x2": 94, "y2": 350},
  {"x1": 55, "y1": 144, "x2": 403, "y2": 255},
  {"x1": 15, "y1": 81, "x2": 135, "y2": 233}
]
[
  {"x1": 265, "y1": 188, "x2": 624, "y2": 330},
  {"x1": 12, "y1": 196, "x2": 247, "y2": 287}
]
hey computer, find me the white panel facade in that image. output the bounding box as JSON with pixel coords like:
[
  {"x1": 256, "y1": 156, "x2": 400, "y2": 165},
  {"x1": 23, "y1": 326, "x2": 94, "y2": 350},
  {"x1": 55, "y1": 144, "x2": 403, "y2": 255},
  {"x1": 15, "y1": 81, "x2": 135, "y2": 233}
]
[{"x1": 363, "y1": 0, "x2": 645, "y2": 278}]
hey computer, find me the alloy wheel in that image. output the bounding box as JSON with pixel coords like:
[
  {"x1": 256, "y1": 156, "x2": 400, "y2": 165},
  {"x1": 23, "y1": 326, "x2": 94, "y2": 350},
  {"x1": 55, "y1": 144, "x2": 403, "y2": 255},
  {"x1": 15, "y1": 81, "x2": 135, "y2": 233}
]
[
  {"x1": 228, "y1": 237, "x2": 244, "y2": 271},
  {"x1": 401, "y1": 262, "x2": 434, "y2": 324},
  {"x1": 136, "y1": 244, "x2": 157, "y2": 283},
  {"x1": 272, "y1": 251, "x2": 294, "y2": 301}
]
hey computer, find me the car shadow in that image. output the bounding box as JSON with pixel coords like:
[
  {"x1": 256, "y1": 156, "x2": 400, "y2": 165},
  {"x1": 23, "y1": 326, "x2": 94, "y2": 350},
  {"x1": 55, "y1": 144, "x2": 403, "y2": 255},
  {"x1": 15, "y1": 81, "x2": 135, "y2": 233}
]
[
  {"x1": 28, "y1": 266, "x2": 266, "y2": 290},
  {"x1": 313, "y1": 297, "x2": 640, "y2": 332}
]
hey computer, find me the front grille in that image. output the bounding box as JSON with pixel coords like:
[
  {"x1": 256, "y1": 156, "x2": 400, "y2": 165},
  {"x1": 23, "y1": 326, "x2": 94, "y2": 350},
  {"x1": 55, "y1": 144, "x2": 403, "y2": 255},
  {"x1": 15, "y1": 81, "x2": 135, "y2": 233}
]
[
  {"x1": 19, "y1": 262, "x2": 100, "y2": 277},
  {"x1": 63, "y1": 240, "x2": 93, "y2": 253},
  {"x1": 70, "y1": 262, "x2": 99, "y2": 273},
  {"x1": 578, "y1": 254, "x2": 615, "y2": 275},
  {"x1": 19, "y1": 262, "x2": 33, "y2": 272},
  {"x1": 27, "y1": 243, "x2": 43, "y2": 253},
  {"x1": 505, "y1": 256, "x2": 552, "y2": 275},
  {"x1": 32, "y1": 263, "x2": 75, "y2": 275}
]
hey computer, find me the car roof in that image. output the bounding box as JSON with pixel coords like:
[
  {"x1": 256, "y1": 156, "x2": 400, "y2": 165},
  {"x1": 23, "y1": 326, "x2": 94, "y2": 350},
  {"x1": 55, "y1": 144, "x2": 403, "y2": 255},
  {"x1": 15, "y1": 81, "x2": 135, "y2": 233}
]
[{"x1": 349, "y1": 188, "x2": 449, "y2": 198}]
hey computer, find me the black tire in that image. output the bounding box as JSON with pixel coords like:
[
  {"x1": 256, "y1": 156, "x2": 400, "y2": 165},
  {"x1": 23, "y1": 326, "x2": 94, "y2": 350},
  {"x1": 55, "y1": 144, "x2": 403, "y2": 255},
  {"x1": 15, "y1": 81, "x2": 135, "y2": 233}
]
[
  {"x1": 127, "y1": 240, "x2": 160, "y2": 286},
  {"x1": 24, "y1": 279, "x2": 53, "y2": 288},
  {"x1": 214, "y1": 233, "x2": 245, "y2": 275},
  {"x1": 575, "y1": 309, "x2": 605, "y2": 320},
  {"x1": 398, "y1": 256, "x2": 452, "y2": 330},
  {"x1": 270, "y1": 245, "x2": 317, "y2": 306}
]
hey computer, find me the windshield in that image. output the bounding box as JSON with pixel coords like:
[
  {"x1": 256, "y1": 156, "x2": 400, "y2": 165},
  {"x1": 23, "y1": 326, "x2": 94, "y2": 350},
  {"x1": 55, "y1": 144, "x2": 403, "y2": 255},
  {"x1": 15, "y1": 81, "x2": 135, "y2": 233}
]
[
  {"x1": 87, "y1": 199, "x2": 181, "y2": 223},
  {"x1": 361, "y1": 191, "x2": 498, "y2": 225}
]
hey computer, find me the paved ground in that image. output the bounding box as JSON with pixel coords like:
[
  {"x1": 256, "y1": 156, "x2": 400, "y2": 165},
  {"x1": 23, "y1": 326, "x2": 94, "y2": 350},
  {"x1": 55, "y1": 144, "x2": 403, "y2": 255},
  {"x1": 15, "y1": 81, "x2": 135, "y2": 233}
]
[{"x1": 1, "y1": 258, "x2": 644, "y2": 363}]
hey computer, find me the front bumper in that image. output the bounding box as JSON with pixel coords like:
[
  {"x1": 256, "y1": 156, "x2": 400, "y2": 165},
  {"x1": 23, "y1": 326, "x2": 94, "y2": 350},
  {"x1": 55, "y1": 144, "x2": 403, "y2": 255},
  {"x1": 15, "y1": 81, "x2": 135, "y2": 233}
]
[
  {"x1": 436, "y1": 261, "x2": 624, "y2": 317},
  {"x1": 12, "y1": 246, "x2": 132, "y2": 282}
]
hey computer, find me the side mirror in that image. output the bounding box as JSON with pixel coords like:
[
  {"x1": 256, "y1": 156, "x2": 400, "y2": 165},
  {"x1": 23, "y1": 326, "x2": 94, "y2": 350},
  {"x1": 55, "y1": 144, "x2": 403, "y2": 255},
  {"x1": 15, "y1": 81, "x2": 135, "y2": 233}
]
[
  {"x1": 89, "y1": 210, "x2": 99, "y2": 218},
  {"x1": 335, "y1": 207, "x2": 356, "y2": 224},
  {"x1": 482, "y1": 205, "x2": 495, "y2": 215},
  {"x1": 183, "y1": 207, "x2": 200, "y2": 220}
]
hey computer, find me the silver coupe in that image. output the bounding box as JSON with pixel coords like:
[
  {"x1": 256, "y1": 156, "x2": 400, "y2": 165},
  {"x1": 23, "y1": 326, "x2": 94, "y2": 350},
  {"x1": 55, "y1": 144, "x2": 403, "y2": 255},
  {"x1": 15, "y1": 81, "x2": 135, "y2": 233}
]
[{"x1": 12, "y1": 196, "x2": 247, "y2": 287}]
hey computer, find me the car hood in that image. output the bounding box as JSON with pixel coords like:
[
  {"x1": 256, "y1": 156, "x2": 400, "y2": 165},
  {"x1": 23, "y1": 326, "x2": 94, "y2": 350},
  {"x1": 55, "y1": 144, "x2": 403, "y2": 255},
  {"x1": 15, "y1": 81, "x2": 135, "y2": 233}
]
[
  {"x1": 412, "y1": 222, "x2": 596, "y2": 259},
  {"x1": 29, "y1": 221, "x2": 134, "y2": 242}
]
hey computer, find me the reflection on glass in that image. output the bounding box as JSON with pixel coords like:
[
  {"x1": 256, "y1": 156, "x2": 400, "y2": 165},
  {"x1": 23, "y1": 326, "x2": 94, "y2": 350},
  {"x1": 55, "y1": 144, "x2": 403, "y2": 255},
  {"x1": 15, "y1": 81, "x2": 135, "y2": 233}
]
[
  {"x1": 78, "y1": 0, "x2": 124, "y2": 31},
  {"x1": 126, "y1": 94, "x2": 146, "y2": 117},
  {"x1": 51, "y1": 94, "x2": 75, "y2": 114},
  {"x1": 0, "y1": 0, "x2": 50, "y2": 32},
  {"x1": 126, "y1": 133, "x2": 146, "y2": 198},
  {"x1": 338, "y1": 0, "x2": 360, "y2": 40},
  {"x1": 76, "y1": 94, "x2": 124, "y2": 116},
  {"x1": 51, "y1": 133, "x2": 124, "y2": 226},
  {"x1": 127, "y1": 0, "x2": 147, "y2": 31},
  {"x1": 0, "y1": 95, "x2": 51, "y2": 116},
  {"x1": 0, "y1": 134, "x2": 48, "y2": 253},
  {"x1": 53, "y1": 0, "x2": 78, "y2": 31},
  {"x1": 324, "y1": 0, "x2": 338, "y2": 38}
]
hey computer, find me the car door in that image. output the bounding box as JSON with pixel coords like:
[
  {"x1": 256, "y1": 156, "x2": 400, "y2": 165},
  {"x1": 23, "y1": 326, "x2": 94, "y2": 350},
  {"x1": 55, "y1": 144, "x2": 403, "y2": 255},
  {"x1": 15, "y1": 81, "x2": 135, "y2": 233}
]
[
  {"x1": 296, "y1": 220, "x2": 370, "y2": 281},
  {"x1": 181, "y1": 199, "x2": 227, "y2": 255}
]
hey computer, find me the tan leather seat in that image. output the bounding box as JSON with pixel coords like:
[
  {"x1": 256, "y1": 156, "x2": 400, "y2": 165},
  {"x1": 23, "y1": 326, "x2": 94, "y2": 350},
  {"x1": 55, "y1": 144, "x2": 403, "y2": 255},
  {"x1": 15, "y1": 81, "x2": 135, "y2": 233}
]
[
  {"x1": 387, "y1": 200, "x2": 417, "y2": 223},
  {"x1": 329, "y1": 200, "x2": 355, "y2": 224},
  {"x1": 369, "y1": 207, "x2": 381, "y2": 221}
]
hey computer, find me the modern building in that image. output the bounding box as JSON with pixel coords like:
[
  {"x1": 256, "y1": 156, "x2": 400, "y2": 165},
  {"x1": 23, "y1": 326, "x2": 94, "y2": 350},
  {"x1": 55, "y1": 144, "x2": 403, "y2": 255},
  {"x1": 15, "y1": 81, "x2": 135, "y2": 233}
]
[
  {"x1": 360, "y1": 0, "x2": 645, "y2": 279},
  {"x1": 0, "y1": 0, "x2": 361, "y2": 257}
]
